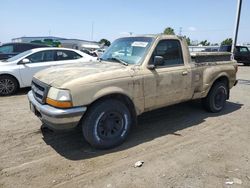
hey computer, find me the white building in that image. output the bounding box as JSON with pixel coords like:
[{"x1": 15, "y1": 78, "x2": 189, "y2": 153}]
[{"x1": 12, "y1": 36, "x2": 101, "y2": 50}]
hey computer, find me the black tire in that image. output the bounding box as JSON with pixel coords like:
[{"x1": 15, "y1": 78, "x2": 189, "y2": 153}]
[
  {"x1": 0, "y1": 75, "x2": 19, "y2": 96},
  {"x1": 202, "y1": 82, "x2": 228, "y2": 113},
  {"x1": 82, "y1": 99, "x2": 132, "y2": 149}
]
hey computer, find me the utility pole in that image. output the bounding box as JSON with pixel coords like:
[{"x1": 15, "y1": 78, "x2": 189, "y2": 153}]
[
  {"x1": 231, "y1": 0, "x2": 242, "y2": 53},
  {"x1": 179, "y1": 27, "x2": 182, "y2": 36}
]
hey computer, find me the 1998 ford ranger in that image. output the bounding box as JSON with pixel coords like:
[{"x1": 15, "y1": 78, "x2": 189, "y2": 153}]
[{"x1": 28, "y1": 35, "x2": 238, "y2": 149}]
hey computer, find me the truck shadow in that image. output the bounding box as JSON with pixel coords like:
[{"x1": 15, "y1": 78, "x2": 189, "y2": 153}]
[
  {"x1": 0, "y1": 87, "x2": 30, "y2": 97},
  {"x1": 16, "y1": 87, "x2": 30, "y2": 95},
  {"x1": 41, "y1": 100, "x2": 242, "y2": 160}
]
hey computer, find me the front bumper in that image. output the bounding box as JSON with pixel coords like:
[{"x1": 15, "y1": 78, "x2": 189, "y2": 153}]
[{"x1": 27, "y1": 91, "x2": 87, "y2": 130}]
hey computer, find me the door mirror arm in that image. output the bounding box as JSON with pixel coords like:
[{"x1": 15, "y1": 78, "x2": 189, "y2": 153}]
[{"x1": 147, "y1": 64, "x2": 156, "y2": 70}]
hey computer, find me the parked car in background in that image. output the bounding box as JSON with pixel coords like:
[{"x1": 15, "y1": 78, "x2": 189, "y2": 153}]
[
  {"x1": 219, "y1": 45, "x2": 250, "y2": 65},
  {"x1": 0, "y1": 42, "x2": 48, "y2": 60},
  {"x1": 94, "y1": 49, "x2": 106, "y2": 57},
  {"x1": 81, "y1": 49, "x2": 98, "y2": 57},
  {"x1": 202, "y1": 47, "x2": 219, "y2": 52},
  {"x1": 0, "y1": 48, "x2": 97, "y2": 95}
]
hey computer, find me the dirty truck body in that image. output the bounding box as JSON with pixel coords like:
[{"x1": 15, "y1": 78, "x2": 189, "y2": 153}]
[{"x1": 28, "y1": 35, "x2": 238, "y2": 149}]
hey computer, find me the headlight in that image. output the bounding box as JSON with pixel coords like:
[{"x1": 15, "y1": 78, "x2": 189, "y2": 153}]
[{"x1": 46, "y1": 87, "x2": 73, "y2": 108}]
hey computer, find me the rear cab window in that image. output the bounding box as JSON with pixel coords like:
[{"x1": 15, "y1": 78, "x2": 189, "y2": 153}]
[{"x1": 238, "y1": 47, "x2": 249, "y2": 53}]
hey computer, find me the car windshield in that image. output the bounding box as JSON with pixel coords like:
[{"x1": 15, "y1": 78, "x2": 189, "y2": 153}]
[
  {"x1": 5, "y1": 50, "x2": 33, "y2": 62},
  {"x1": 101, "y1": 37, "x2": 154, "y2": 65}
]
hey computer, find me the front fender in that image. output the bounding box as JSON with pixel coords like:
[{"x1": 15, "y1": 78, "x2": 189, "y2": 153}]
[
  {"x1": 92, "y1": 86, "x2": 130, "y2": 101},
  {"x1": 70, "y1": 80, "x2": 144, "y2": 115}
]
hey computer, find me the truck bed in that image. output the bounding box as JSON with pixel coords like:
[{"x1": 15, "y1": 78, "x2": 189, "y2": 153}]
[{"x1": 190, "y1": 52, "x2": 232, "y2": 63}]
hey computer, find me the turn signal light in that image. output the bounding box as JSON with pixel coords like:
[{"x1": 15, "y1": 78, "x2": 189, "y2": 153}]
[{"x1": 46, "y1": 98, "x2": 73, "y2": 108}]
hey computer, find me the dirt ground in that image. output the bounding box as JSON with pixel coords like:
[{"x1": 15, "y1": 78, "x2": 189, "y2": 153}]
[{"x1": 0, "y1": 66, "x2": 249, "y2": 188}]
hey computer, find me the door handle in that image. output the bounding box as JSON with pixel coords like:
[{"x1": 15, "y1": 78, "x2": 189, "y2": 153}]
[{"x1": 182, "y1": 71, "x2": 188, "y2": 76}]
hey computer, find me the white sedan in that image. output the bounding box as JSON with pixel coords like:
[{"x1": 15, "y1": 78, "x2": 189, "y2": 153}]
[{"x1": 0, "y1": 47, "x2": 97, "y2": 95}]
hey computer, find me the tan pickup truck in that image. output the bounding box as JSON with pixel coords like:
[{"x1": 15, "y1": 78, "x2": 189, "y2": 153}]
[{"x1": 28, "y1": 35, "x2": 238, "y2": 149}]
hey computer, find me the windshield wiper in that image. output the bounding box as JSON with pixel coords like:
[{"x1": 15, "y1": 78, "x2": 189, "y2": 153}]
[{"x1": 107, "y1": 57, "x2": 128, "y2": 66}]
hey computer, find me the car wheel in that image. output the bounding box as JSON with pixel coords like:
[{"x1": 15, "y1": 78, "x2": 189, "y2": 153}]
[
  {"x1": 202, "y1": 82, "x2": 228, "y2": 113},
  {"x1": 82, "y1": 99, "x2": 132, "y2": 149},
  {"x1": 0, "y1": 75, "x2": 18, "y2": 96}
]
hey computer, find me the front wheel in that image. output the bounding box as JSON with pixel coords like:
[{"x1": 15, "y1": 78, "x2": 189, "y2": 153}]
[
  {"x1": 202, "y1": 82, "x2": 228, "y2": 113},
  {"x1": 82, "y1": 99, "x2": 132, "y2": 149},
  {"x1": 0, "y1": 75, "x2": 18, "y2": 96}
]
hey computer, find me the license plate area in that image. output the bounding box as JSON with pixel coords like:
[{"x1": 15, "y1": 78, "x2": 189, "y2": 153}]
[
  {"x1": 30, "y1": 102, "x2": 42, "y2": 119},
  {"x1": 30, "y1": 102, "x2": 35, "y2": 113}
]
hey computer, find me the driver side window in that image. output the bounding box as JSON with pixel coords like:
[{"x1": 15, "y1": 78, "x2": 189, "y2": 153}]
[
  {"x1": 26, "y1": 51, "x2": 54, "y2": 63},
  {"x1": 152, "y1": 40, "x2": 184, "y2": 66}
]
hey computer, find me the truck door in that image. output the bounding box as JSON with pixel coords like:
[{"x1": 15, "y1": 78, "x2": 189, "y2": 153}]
[{"x1": 143, "y1": 39, "x2": 193, "y2": 110}]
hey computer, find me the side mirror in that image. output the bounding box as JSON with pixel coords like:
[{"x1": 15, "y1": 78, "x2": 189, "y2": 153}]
[
  {"x1": 19, "y1": 58, "x2": 30, "y2": 64},
  {"x1": 147, "y1": 56, "x2": 164, "y2": 70},
  {"x1": 154, "y1": 56, "x2": 164, "y2": 66}
]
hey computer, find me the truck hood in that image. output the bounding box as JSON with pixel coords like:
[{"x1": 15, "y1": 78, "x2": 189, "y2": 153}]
[{"x1": 34, "y1": 61, "x2": 130, "y2": 88}]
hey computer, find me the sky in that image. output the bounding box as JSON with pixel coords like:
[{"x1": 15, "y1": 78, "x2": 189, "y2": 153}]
[{"x1": 0, "y1": 0, "x2": 249, "y2": 44}]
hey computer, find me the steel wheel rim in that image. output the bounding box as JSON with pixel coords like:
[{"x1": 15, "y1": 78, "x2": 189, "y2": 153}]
[
  {"x1": 214, "y1": 87, "x2": 226, "y2": 109},
  {"x1": 0, "y1": 79, "x2": 15, "y2": 95},
  {"x1": 97, "y1": 111, "x2": 124, "y2": 140}
]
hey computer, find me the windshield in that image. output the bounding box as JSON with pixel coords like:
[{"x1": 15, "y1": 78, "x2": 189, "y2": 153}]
[
  {"x1": 5, "y1": 50, "x2": 33, "y2": 62},
  {"x1": 101, "y1": 37, "x2": 154, "y2": 65}
]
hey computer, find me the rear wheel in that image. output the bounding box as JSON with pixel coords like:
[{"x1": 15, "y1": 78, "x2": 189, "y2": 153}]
[
  {"x1": 0, "y1": 75, "x2": 18, "y2": 96},
  {"x1": 202, "y1": 82, "x2": 228, "y2": 113},
  {"x1": 82, "y1": 99, "x2": 132, "y2": 149}
]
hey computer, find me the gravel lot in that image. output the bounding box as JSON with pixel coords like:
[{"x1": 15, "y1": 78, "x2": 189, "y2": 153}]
[{"x1": 0, "y1": 66, "x2": 249, "y2": 188}]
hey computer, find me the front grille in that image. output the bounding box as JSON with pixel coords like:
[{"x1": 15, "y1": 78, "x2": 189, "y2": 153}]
[{"x1": 31, "y1": 78, "x2": 49, "y2": 104}]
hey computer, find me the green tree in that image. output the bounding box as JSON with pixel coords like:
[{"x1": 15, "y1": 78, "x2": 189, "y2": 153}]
[
  {"x1": 163, "y1": 27, "x2": 175, "y2": 35},
  {"x1": 183, "y1": 35, "x2": 191, "y2": 46},
  {"x1": 199, "y1": 40, "x2": 210, "y2": 46},
  {"x1": 99, "y1": 39, "x2": 111, "y2": 46},
  {"x1": 221, "y1": 38, "x2": 233, "y2": 45}
]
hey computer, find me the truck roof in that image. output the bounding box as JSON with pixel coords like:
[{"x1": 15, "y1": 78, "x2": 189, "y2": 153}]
[{"x1": 121, "y1": 34, "x2": 180, "y2": 39}]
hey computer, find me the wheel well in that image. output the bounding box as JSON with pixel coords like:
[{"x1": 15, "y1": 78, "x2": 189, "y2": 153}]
[
  {"x1": 212, "y1": 76, "x2": 229, "y2": 99},
  {"x1": 90, "y1": 93, "x2": 137, "y2": 125},
  {"x1": 0, "y1": 74, "x2": 20, "y2": 88}
]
